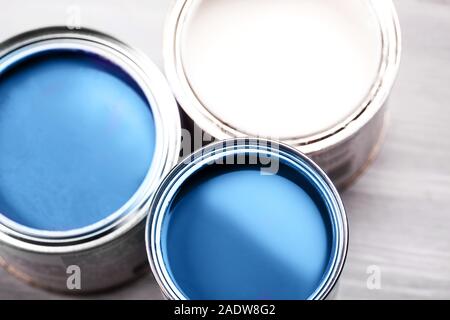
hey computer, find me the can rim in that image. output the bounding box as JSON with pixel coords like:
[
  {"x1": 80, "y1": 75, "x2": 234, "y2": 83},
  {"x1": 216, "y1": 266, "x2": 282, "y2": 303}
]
[
  {"x1": 146, "y1": 138, "x2": 349, "y2": 300},
  {"x1": 163, "y1": 0, "x2": 401, "y2": 153},
  {"x1": 0, "y1": 27, "x2": 181, "y2": 252}
]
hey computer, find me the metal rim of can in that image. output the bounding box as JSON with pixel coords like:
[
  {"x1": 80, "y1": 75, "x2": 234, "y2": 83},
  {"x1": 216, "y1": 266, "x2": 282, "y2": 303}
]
[
  {"x1": 146, "y1": 138, "x2": 349, "y2": 300},
  {"x1": 163, "y1": 0, "x2": 402, "y2": 154},
  {"x1": 0, "y1": 27, "x2": 181, "y2": 253}
]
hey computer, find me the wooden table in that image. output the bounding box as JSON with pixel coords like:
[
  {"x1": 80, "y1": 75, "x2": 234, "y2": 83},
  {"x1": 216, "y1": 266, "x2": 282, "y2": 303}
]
[{"x1": 0, "y1": 0, "x2": 449, "y2": 300}]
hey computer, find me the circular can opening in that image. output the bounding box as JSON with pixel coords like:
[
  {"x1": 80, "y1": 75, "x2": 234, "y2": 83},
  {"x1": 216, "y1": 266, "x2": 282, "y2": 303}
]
[
  {"x1": 0, "y1": 29, "x2": 181, "y2": 242},
  {"x1": 165, "y1": 0, "x2": 400, "y2": 143},
  {"x1": 148, "y1": 139, "x2": 348, "y2": 300}
]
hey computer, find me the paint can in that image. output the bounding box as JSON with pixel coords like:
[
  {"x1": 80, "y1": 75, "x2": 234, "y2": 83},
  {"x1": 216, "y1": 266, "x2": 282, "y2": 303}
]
[
  {"x1": 0, "y1": 27, "x2": 181, "y2": 293},
  {"x1": 164, "y1": 0, "x2": 401, "y2": 188},
  {"x1": 147, "y1": 139, "x2": 348, "y2": 300}
]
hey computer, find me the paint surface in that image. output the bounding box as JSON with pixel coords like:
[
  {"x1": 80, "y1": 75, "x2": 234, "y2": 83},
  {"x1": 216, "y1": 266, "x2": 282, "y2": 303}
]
[
  {"x1": 0, "y1": 50, "x2": 155, "y2": 231},
  {"x1": 162, "y1": 166, "x2": 332, "y2": 299},
  {"x1": 181, "y1": 0, "x2": 382, "y2": 138}
]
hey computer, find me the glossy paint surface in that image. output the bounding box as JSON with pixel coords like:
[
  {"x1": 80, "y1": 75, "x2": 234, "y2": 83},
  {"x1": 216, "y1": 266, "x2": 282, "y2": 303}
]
[
  {"x1": 181, "y1": 0, "x2": 382, "y2": 138},
  {"x1": 162, "y1": 166, "x2": 332, "y2": 300},
  {"x1": 0, "y1": 50, "x2": 155, "y2": 231}
]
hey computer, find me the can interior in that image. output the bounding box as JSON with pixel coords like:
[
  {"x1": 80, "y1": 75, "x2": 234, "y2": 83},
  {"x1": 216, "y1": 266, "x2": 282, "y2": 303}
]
[
  {"x1": 174, "y1": 0, "x2": 383, "y2": 140},
  {"x1": 158, "y1": 156, "x2": 336, "y2": 300},
  {"x1": 0, "y1": 48, "x2": 156, "y2": 232}
]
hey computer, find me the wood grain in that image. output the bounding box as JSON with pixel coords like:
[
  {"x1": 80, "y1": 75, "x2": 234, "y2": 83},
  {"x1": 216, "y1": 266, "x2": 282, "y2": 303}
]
[{"x1": 0, "y1": 0, "x2": 449, "y2": 300}]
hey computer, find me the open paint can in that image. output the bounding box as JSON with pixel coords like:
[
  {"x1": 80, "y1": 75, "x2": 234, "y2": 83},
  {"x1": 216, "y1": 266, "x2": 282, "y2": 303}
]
[
  {"x1": 164, "y1": 0, "x2": 401, "y2": 188},
  {"x1": 147, "y1": 139, "x2": 348, "y2": 300},
  {"x1": 0, "y1": 27, "x2": 181, "y2": 292}
]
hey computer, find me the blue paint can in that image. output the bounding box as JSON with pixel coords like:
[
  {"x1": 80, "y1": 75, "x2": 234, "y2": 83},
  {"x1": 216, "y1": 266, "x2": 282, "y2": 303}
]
[
  {"x1": 147, "y1": 139, "x2": 348, "y2": 300},
  {"x1": 0, "y1": 27, "x2": 181, "y2": 292}
]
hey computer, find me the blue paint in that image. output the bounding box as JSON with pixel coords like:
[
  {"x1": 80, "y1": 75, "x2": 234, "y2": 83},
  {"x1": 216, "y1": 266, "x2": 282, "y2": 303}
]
[
  {"x1": 0, "y1": 50, "x2": 155, "y2": 231},
  {"x1": 161, "y1": 164, "x2": 333, "y2": 300}
]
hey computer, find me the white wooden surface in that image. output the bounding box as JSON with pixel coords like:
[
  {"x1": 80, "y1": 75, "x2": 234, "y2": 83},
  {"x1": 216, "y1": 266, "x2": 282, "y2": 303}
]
[{"x1": 0, "y1": 0, "x2": 449, "y2": 300}]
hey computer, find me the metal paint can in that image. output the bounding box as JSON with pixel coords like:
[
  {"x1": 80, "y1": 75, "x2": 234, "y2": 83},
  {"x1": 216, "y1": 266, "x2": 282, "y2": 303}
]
[
  {"x1": 147, "y1": 139, "x2": 348, "y2": 300},
  {"x1": 164, "y1": 0, "x2": 401, "y2": 188},
  {"x1": 0, "y1": 27, "x2": 181, "y2": 293}
]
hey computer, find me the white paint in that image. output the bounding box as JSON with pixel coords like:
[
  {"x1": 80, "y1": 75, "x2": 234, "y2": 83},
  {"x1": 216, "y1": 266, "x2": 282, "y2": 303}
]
[{"x1": 180, "y1": 0, "x2": 382, "y2": 139}]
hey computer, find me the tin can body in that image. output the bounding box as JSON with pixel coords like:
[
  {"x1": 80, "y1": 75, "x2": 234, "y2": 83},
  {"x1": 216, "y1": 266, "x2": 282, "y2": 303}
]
[
  {"x1": 308, "y1": 104, "x2": 388, "y2": 188},
  {"x1": 0, "y1": 221, "x2": 148, "y2": 292},
  {"x1": 181, "y1": 103, "x2": 388, "y2": 189},
  {"x1": 0, "y1": 28, "x2": 181, "y2": 293}
]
